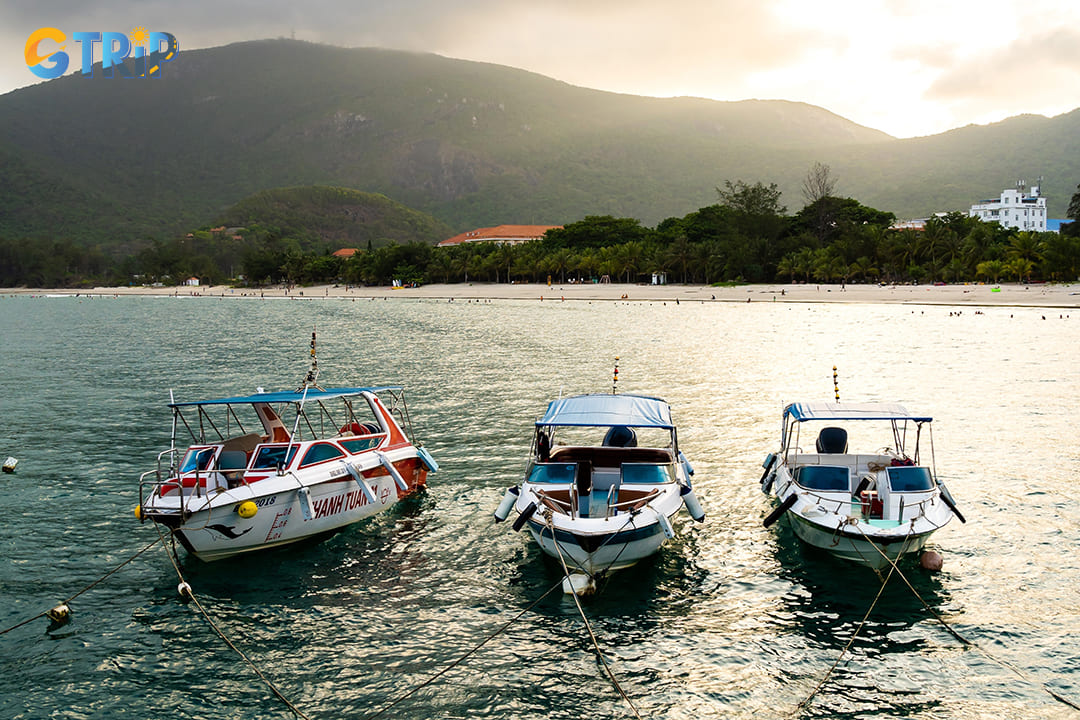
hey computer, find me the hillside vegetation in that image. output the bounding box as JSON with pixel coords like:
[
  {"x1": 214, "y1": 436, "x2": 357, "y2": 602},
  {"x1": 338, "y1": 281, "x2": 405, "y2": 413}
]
[
  {"x1": 214, "y1": 186, "x2": 453, "y2": 247},
  {"x1": 0, "y1": 39, "x2": 1077, "y2": 247}
]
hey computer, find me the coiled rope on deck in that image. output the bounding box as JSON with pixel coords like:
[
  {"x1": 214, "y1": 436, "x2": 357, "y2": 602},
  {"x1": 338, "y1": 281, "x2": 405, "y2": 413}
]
[{"x1": 0, "y1": 536, "x2": 162, "y2": 636}]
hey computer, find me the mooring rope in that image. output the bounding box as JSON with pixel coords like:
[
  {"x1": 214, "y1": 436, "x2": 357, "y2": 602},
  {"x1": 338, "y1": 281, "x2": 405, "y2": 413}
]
[
  {"x1": 544, "y1": 519, "x2": 644, "y2": 720},
  {"x1": 151, "y1": 523, "x2": 313, "y2": 720},
  {"x1": 0, "y1": 536, "x2": 162, "y2": 636},
  {"x1": 361, "y1": 578, "x2": 564, "y2": 720},
  {"x1": 849, "y1": 523, "x2": 1080, "y2": 713},
  {"x1": 791, "y1": 531, "x2": 905, "y2": 716}
]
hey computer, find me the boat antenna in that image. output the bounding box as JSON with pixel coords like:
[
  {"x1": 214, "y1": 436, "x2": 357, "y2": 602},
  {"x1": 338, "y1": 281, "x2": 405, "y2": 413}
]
[
  {"x1": 303, "y1": 326, "x2": 320, "y2": 389},
  {"x1": 612, "y1": 356, "x2": 619, "y2": 394},
  {"x1": 833, "y1": 365, "x2": 840, "y2": 403}
]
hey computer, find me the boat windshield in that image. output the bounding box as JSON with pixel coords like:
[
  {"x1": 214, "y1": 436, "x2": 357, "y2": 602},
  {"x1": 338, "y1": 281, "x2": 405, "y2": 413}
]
[
  {"x1": 621, "y1": 463, "x2": 675, "y2": 484},
  {"x1": 528, "y1": 463, "x2": 576, "y2": 484},
  {"x1": 251, "y1": 444, "x2": 299, "y2": 470},
  {"x1": 886, "y1": 466, "x2": 934, "y2": 491},
  {"x1": 794, "y1": 465, "x2": 850, "y2": 492},
  {"x1": 179, "y1": 447, "x2": 217, "y2": 473}
]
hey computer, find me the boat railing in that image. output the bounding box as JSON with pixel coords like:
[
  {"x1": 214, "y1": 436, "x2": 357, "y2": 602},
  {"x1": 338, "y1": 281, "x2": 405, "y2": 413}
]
[{"x1": 797, "y1": 486, "x2": 941, "y2": 523}]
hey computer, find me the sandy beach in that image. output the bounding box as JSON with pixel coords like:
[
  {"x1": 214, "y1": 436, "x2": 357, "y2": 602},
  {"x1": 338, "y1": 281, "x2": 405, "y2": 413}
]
[{"x1": 5, "y1": 281, "x2": 1080, "y2": 308}]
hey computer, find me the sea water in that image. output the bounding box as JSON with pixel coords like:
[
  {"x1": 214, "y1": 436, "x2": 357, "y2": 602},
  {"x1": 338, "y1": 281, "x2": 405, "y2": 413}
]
[{"x1": 0, "y1": 293, "x2": 1077, "y2": 719}]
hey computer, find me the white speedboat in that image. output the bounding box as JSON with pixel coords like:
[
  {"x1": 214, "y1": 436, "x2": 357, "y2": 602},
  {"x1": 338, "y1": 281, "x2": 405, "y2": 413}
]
[
  {"x1": 496, "y1": 393, "x2": 704, "y2": 593},
  {"x1": 137, "y1": 357, "x2": 437, "y2": 561},
  {"x1": 760, "y1": 401, "x2": 963, "y2": 569}
]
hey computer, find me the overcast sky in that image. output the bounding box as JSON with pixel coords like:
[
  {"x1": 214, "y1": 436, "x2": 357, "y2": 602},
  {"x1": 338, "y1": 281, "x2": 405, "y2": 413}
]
[{"x1": 5, "y1": 0, "x2": 1080, "y2": 138}]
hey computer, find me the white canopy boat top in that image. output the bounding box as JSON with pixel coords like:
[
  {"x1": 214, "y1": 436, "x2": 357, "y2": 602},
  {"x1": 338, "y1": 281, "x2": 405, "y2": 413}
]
[{"x1": 536, "y1": 393, "x2": 676, "y2": 430}]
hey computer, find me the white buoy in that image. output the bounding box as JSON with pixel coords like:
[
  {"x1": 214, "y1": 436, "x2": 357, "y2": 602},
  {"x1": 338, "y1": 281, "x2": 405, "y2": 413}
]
[
  {"x1": 562, "y1": 573, "x2": 596, "y2": 595},
  {"x1": 493, "y1": 486, "x2": 519, "y2": 522},
  {"x1": 46, "y1": 603, "x2": 71, "y2": 624},
  {"x1": 177, "y1": 582, "x2": 193, "y2": 598},
  {"x1": 2, "y1": 457, "x2": 17, "y2": 473}
]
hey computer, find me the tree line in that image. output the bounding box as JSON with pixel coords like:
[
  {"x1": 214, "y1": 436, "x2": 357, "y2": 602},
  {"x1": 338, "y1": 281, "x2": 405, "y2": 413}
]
[{"x1": 3, "y1": 171, "x2": 1079, "y2": 288}]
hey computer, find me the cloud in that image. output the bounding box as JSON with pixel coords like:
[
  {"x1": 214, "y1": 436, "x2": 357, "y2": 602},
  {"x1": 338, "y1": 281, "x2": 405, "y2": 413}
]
[
  {"x1": 2, "y1": 0, "x2": 1079, "y2": 136},
  {"x1": 925, "y1": 27, "x2": 1080, "y2": 121}
]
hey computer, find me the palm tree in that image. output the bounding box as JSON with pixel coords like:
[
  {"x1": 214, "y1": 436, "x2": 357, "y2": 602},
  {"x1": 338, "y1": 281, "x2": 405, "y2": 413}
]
[
  {"x1": 1006, "y1": 232, "x2": 1046, "y2": 267},
  {"x1": 547, "y1": 248, "x2": 574, "y2": 284},
  {"x1": 848, "y1": 256, "x2": 879, "y2": 283},
  {"x1": 976, "y1": 259, "x2": 1005, "y2": 283},
  {"x1": 776, "y1": 255, "x2": 796, "y2": 281},
  {"x1": 1005, "y1": 257, "x2": 1034, "y2": 283}
]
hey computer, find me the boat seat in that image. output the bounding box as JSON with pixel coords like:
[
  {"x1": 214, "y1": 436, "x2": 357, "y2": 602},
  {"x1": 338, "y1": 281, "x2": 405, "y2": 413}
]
[
  {"x1": 220, "y1": 433, "x2": 263, "y2": 454},
  {"x1": 549, "y1": 446, "x2": 671, "y2": 467},
  {"x1": 816, "y1": 427, "x2": 848, "y2": 454}
]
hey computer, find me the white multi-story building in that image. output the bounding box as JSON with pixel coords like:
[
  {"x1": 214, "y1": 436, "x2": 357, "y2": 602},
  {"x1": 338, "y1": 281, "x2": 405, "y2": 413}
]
[{"x1": 969, "y1": 181, "x2": 1048, "y2": 232}]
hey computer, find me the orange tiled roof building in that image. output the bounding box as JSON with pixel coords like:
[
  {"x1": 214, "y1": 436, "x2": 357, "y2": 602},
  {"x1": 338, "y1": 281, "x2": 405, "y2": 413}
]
[{"x1": 437, "y1": 224, "x2": 562, "y2": 248}]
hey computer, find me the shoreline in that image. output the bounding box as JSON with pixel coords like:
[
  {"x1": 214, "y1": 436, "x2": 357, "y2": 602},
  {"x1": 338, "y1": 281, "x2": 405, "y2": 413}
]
[{"x1": 4, "y1": 281, "x2": 1080, "y2": 308}]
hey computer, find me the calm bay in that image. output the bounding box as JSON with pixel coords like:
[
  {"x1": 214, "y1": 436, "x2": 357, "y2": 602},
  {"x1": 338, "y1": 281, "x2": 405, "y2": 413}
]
[{"x1": 1, "y1": 293, "x2": 1077, "y2": 719}]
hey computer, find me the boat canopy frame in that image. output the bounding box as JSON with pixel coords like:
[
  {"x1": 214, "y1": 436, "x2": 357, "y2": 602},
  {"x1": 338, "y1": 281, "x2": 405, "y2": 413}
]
[
  {"x1": 168, "y1": 386, "x2": 411, "y2": 453},
  {"x1": 781, "y1": 401, "x2": 935, "y2": 468}
]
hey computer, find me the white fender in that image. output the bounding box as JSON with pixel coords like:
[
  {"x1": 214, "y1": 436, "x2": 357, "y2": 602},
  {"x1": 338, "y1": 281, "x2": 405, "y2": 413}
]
[
  {"x1": 494, "y1": 486, "x2": 520, "y2": 523},
  {"x1": 680, "y1": 485, "x2": 705, "y2": 522},
  {"x1": 656, "y1": 510, "x2": 675, "y2": 539},
  {"x1": 297, "y1": 486, "x2": 313, "y2": 521},
  {"x1": 374, "y1": 450, "x2": 409, "y2": 491},
  {"x1": 341, "y1": 461, "x2": 377, "y2": 504}
]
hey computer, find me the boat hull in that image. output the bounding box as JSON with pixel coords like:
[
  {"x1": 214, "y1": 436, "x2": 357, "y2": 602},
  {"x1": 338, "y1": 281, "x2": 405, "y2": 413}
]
[
  {"x1": 785, "y1": 511, "x2": 933, "y2": 569},
  {"x1": 150, "y1": 458, "x2": 426, "y2": 561},
  {"x1": 525, "y1": 510, "x2": 675, "y2": 575}
]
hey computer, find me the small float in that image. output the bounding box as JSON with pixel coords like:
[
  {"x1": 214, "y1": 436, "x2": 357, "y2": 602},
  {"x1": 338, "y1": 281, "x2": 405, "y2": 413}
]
[
  {"x1": 497, "y1": 391, "x2": 703, "y2": 593},
  {"x1": 137, "y1": 332, "x2": 437, "y2": 561},
  {"x1": 760, "y1": 398, "x2": 962, "y2": 568}
]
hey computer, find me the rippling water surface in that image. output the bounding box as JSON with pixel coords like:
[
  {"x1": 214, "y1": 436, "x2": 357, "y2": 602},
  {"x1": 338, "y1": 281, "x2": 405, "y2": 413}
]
[{"x1": 1, "y1": 293, "x2": 1078, "y2": 719}]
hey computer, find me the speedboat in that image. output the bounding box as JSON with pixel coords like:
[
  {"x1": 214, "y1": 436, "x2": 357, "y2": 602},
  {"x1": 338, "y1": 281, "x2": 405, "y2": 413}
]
[
  {"x1": 760, "y1": 401, "x2": 963, "y2": 569},
  {"x1": 496, "y1": 393, "x2": 704, "y2": 593},
  {"x1": 137, "y1": 351, "x2": 437, "y2": 561}
]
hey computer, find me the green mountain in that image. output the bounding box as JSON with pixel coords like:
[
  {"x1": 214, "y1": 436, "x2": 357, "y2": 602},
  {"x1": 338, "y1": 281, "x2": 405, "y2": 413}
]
[
  {"x1": 0, "y1": 39, "x2": 1076, "y2": 246},
  {"x1": 214, "y1": 186, "x2": 453, "y2": 247}
]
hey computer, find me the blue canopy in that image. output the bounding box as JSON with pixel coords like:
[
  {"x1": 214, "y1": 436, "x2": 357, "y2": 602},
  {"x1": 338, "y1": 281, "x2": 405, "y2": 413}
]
[
  {"x1": 783, "y1": 401, "x2": 931, "y2": 423},
  {"x1": 537, "y1": 394, "x2": 674, "y2": 429},
  {"x1": 169, "y1": 386, "x2": 400, "y2": 408}
]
